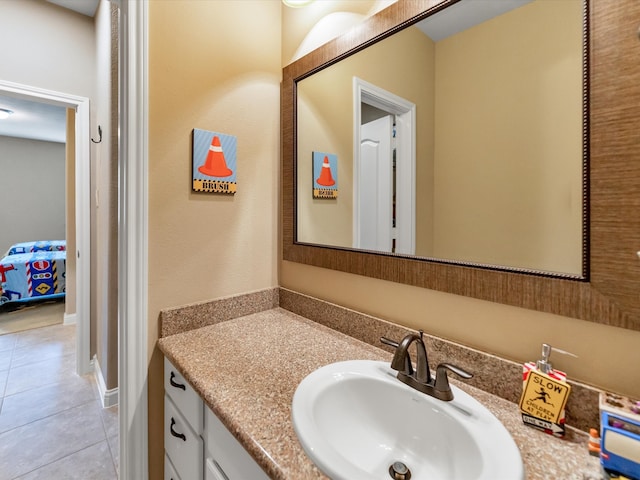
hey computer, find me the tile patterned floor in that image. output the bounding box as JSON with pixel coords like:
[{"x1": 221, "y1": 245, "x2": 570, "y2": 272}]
[{"x1": 0, "y1": 323, "x2": 118, "y2": 480}]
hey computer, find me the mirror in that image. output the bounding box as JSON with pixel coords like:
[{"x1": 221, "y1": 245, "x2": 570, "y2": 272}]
[
  {"x1": 296, "y1": 0, "x2": 585, "y2": 278},
  {"x1": 282, "y1": 0, "x2": 640, "y2": 330}
]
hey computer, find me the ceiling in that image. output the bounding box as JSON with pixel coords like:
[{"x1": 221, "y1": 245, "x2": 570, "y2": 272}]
[
  {"x1": 417, "y1": 0, "x2": 533, "y2": 41},
  {"x1": 46, "y1": 0, "x2": 99, "y2": 18},
  {"x1": 0, "y1": 0, "x2": 98, "y2": 144},
  {"x1": 0, "y1": 96, "x2": 67, "y2": 144}
]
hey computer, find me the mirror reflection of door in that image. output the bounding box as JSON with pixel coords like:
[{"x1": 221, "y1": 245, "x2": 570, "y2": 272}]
[
  {"x1": 353, "y1": 78, "x2": 416, "y2": 255},
  {"x1": 357, "y1": 115, "x2": 394, "y2": 252}
]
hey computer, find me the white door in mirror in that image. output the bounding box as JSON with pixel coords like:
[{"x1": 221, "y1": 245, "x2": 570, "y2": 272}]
[{"x1": 357, "y1": 115, "x2": 394, "y2": 252}]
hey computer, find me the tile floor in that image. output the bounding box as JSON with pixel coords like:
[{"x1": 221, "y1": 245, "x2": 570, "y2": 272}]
[{"x1": 0, "y1": 322, "x2": 118, "y2": 480}]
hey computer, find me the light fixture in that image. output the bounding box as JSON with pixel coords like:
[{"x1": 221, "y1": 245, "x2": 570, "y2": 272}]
[
  {"x1": 282, "y1": 0, "x2": 314, "y2": 7},
  {"x1": 0, "y1": 108, "x2": 13, "y2": 120}
]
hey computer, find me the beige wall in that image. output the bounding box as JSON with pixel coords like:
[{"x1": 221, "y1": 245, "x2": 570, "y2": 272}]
[
  {"x1": 433, "y1": 0, "x2": 583, "y2": 274},
  {"x1": 148, "y1": 1, "x2": 281, "y2": 475},
  {"x1": 281, "y1": 2, "x2": 640, "y2": 401},
  {"x1": 0, "y1": 137, "x2": 66, "y2": 253},
  {"x1": 282, "y1": 0, "x2": 394, "y2": 64},
  {"x1": 0, "y1": 0, "x2": 95, "y2": 99},
  {"x1": 296, "y1": 87, "x2": 352, "y2": 247}
]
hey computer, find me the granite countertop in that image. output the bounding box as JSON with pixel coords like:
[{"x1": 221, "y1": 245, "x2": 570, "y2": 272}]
[{"x1": 158, "y1": 307, "x2": 602, "y2": 480}]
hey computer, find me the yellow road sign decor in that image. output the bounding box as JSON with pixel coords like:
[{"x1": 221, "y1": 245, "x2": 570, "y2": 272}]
[{"x1": 519, "y1": 370, "x2": 571, "y2": 424}]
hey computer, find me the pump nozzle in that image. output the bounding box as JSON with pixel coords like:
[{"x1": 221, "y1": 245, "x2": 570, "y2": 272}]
[{"x1": 536, "y1": 343, "x2": 577, "y2": 374}]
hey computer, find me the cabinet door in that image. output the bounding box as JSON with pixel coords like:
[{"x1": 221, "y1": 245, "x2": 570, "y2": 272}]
[
  {"x1": 164, "y1": 357, "x2": 204, "y2": 433},
  {"x1": 165, "y1": 454, "x2": 181, "y2": 480},
  {"x1": 205, "y1": 457, "x2": 228, "y2": 480},
  {"x1": 165, "y1": 395, "x2": 204, "y2": 480},
  {"x1": 204, "y1": 406, "x2": 270, "y2": 480}
]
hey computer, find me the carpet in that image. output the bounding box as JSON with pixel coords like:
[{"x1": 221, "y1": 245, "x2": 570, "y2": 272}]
[{"x1": 0, "y1": 299, "x2": 65, "y2": 335}]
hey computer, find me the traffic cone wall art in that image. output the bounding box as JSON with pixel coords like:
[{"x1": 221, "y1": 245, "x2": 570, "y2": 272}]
[
  {"x1": 192, "y1": 129, "x2": 237, "y2": 194},
  {"x1": 312, "y1": 151, "x2": 338, "y2": 199}
]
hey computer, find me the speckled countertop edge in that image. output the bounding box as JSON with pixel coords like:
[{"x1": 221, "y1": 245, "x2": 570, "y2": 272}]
[
  {"x1": 159, "y1": 287, "x2": 279, "y2": 337},
  {"x1": 158, "y1": 307, "x2": 603, "y2": 480},
  {"x1": 278, "y1": 287, "x2": 602, "y2": 434}
]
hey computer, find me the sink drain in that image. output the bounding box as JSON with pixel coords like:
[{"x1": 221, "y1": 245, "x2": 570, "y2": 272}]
[{"x1": 388, "y1": 461, "x2": 411, "y2": 480}]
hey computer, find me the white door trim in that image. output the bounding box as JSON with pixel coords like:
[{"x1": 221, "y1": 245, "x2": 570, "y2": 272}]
[
  {"x1": 353, "y1": 77, "x2": 416, "y2": 255},
  {"x1": 118, "y1": 1, "x2": 149, "y2": 479},
  {"x1": 0, "y1": 80, "x2": 92, "y2": 376}
]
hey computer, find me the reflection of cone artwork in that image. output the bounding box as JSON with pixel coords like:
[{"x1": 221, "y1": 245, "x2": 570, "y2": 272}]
[
  {"x1": 316, "y1": 156, "x2": 335, "y2": 186},
  {"x1": 198, "y1": 136, "x2": 233, "y2": 177}
]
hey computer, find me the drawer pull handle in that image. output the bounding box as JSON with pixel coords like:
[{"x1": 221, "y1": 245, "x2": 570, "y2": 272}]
[
  {"x1": 170, "y1": 417, "x2": 186, "y2": 442},
  {"x1": 169, "y1": 371, "x2": 186, "y2": 391}
]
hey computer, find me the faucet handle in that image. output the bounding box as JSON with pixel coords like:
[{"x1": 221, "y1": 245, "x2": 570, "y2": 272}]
[
  {"x1": 380, "y1": 336, "x2": 414, "y2": 376},
  {"x1": 435, "y1": 363, "x2": 473, "y2": 396},
  {"x1": 380, "y1": 337, "x2": 399, "y2": 349},
  {"x1": 436, "y1": 362, "x2": 472, "y2": 380}
]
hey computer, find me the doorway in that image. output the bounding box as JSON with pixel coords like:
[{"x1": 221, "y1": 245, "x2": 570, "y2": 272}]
[
  {"x1": 0, "y1": 80, "x2": 92, "y2": 376},
  {"x1": 353, "y1": 77, "x2": 416, "y2": 255}
]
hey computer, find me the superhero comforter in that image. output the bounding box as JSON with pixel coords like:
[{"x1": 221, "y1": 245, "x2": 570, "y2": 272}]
[{"x1": 0, "y1": 250, "x2": 66, "y2": 305}]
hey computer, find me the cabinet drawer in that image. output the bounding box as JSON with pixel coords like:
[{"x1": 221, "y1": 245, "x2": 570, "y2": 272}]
[
  {"x1": 165, "y1": 395, "x2": 203, "y2": 480},
  {"x1": 165, "y1": 454, "x2": 181, "y2": 480},
  {"x1": 164, "y1": 357, "x2": 204, "y2": 433},
  {"x1": 205, "y1": 406, "x2": 270, "y2": 480}
]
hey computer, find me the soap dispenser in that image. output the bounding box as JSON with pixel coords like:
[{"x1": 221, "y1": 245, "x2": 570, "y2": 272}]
[{"x1": 519, "y1": 343, "x2": 573, "y2": 438}]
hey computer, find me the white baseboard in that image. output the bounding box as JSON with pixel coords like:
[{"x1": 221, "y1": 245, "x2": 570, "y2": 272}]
[
  {"x1": 63, "y1": 312, "x2": 77, "y2": 325},
  {"x1": 94, "y1": 355, "x2": 119, "y2": 408}
]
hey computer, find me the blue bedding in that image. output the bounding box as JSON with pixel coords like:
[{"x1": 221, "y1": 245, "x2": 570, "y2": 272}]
[
  {"x1": 0, "y1": 250, "x2": 66, "y2": 305},
  {"x1": 6, "y1": 240, "x2": 66, "y2": 256}
]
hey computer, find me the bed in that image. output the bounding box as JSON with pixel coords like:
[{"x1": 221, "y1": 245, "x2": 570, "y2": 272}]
[
  {"x1": 6, "y1": 240, "x2": 66, "y2": 256},
  {"x1": 0, "y1": 241, "x2": 66, "y2": 305}
]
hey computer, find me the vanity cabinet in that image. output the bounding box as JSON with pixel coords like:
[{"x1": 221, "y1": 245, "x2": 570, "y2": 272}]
[
  {"x1": 164, "y1": 357, "x2": 270, "y2": 480},
  {"x1": 204, "y1": 406, "x2": 270, "y2": 480},
  {"x1": 164, "y1": 357, "x2": 204, "y2": 480},
  {"x1": 165, "y1": 452, "x2": 181, "y2": 480}
]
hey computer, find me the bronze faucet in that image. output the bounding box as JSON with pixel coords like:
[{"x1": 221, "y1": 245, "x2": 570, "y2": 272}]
[{"x1": 381, "y1": 330, "x2": 473, "y2": 401}]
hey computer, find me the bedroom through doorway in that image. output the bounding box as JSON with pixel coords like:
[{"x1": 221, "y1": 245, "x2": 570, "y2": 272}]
[{"x1": 0, "y1": 82, "x2": 91, "y2": 376}]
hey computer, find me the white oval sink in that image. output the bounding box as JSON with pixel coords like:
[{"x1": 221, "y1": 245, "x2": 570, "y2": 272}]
[{"x1": 292, "y1": 360, "x2": 525, "y2": 480}]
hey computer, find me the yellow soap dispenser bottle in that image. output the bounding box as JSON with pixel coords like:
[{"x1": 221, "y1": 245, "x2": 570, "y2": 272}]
[{"x1": 519, "y1": 343, "x2": 573, "y2": 438}]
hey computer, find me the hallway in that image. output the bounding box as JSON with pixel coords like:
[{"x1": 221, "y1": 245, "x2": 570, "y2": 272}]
[{"x1": 0, "y1": 322, "x2": 118, "y2": 479}]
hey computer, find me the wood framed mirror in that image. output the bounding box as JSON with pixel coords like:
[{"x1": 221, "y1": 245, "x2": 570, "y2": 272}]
[{"x1": 282, "y1": 0, "x2": 640, "y2": 330}]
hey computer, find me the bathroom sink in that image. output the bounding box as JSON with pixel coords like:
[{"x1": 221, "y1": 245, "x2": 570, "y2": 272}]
[{"x1": 292, "y1": 360, "x2": 524, "y2": 480}]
